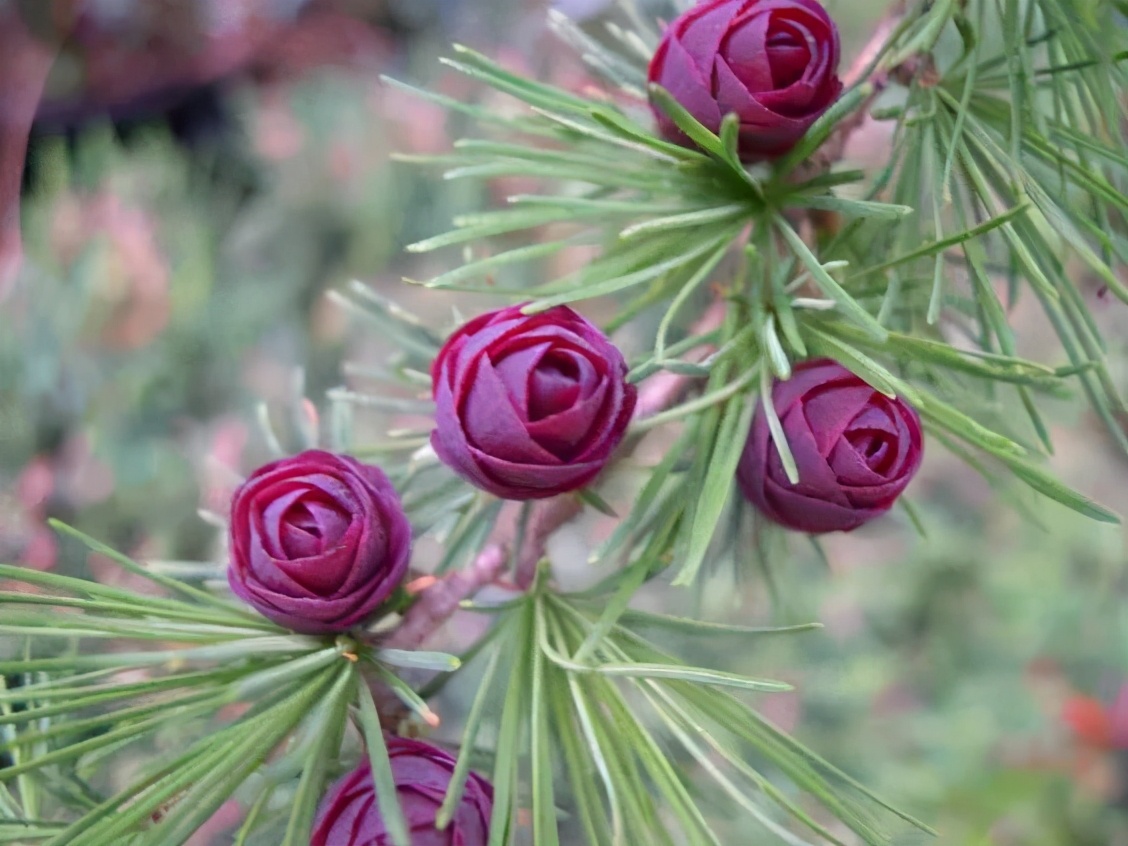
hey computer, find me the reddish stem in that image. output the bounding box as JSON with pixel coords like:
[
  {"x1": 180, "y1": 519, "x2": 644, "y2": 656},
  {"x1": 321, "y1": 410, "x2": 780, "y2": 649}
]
[{"x1": 384, "y1": 544, "x2": 507, "y2": 651}]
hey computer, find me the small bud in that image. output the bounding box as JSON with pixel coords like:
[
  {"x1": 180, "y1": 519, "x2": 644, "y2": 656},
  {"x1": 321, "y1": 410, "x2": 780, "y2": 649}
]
[
  {"x1": 312, "y1": 737, "x2": 493, "y2": 846},
  {"x1": 737, "y1": 359, "x2": 923, "y2": 533},
  {"x1": 431, "y1": 304, "x2": 637, "y2": 500},
  {"x1": 648, "y1": 0, "x2": 843, "y2": 160},
  {"x1": 227, "y1": 450, "x2": 411, "y2": 634}
]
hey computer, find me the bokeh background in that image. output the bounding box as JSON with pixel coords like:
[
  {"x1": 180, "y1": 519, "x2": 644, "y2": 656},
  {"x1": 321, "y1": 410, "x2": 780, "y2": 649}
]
[{"x1": 2, "y1": 1, "x2": 1128, "y2": 844}]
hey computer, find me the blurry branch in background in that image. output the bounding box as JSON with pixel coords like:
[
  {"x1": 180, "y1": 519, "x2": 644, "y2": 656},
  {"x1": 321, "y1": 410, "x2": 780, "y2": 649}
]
[
  {"x1": 0, "y1": 4, "x2": 69, "y2": 298},
  {"x1": 0, "y1": 0, "x2": 401, "y2": 300}
]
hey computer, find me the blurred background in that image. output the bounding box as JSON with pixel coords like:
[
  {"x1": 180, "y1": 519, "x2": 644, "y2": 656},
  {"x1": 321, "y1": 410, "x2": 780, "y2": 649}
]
[{"x1": 1, "y1": 1, "x2": 1127, "y2": 844}]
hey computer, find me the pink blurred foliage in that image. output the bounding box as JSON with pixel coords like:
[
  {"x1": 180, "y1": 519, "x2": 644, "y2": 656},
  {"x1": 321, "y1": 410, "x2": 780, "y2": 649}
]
[
  {"x1": 19, "y1": 526, "x2": 59, "y2": 571},
  {"x1": 241, "y1": 346, "x2": 303, "y2": 405},
  {"x1": 51, "y1": 191, "x2": 173, "y2": 349},
  {"x1": 184, "y1": 798, "x2": 244, "y2": 846},
  {"x1": 16, "y1": 454, "x2": 54, "y2": 512},
  {"x1": 758, "y1": 684, "x2": 802, "y2": 735},
  {"x1": 199, "y1": 414, "x2": 250, "y2": 517},
  {"x1": 380, "y1": 81, "x2": 452, "y2": 157},
  {"x1": 253, "y1": 85, "x2": 308, "y2": 161},
  {"x1": 2, "y1": 436, "x2": 113, "y2": 575},
  {"x1": 2, "y1": 455, "x2": 59, "y2": 570},
  {"x1": 56, "y1": 433, "x2": 116, "y2": 507}
]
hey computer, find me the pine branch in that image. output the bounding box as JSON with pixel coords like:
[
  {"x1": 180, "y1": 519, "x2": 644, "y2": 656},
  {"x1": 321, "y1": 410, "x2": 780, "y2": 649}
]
[{"x1": 385, "y1": 296, "x2": 728, "y2": 650}]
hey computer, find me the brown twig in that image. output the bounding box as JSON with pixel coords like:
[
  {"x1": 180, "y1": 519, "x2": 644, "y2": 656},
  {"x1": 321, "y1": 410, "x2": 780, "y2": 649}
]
[
  {"x1": 514, "y1": 496, "x2": 584, "y2": 590},
  {"x1": 369, "y1": 544, "x2": 507, "y2": 729},
  {"x1": 383, "y1": 544, "x2": 507, "y2": 651}
]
